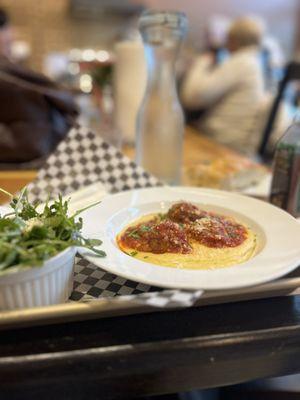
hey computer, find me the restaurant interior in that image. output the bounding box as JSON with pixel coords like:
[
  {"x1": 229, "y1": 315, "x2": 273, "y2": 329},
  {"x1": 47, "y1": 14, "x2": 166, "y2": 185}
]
[{"x1": 0, "y1": 0, "x2": 300, "y2": 399}]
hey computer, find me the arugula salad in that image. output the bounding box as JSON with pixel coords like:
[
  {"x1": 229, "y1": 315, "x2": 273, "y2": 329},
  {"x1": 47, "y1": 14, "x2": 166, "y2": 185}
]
[{"x1": 0, "y1": 188, "x2": 105, "y2": 273}]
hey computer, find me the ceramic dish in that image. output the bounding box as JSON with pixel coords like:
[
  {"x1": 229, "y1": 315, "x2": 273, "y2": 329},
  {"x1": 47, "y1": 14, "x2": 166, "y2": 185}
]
[
  {"x1": 80, "y1": 187, "x2": 300, "y2": 290},
  {"x1": 0, "y1": 244, "x2": 75, "y2": 310}
]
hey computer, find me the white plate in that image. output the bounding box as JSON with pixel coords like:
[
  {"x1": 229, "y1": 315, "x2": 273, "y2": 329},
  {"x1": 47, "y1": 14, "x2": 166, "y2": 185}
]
[{"x1": 80, "y1": 187, "x2": 300, "y2": 290}]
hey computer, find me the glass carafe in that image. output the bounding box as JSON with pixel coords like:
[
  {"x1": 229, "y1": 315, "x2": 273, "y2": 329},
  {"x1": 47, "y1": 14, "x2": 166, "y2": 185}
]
[{"x1": 136, "y1": 10, "x2": 188, "y2": 184}]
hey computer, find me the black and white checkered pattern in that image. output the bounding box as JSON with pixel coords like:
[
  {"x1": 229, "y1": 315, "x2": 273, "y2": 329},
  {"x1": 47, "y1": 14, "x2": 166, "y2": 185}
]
[
  {"x1": 27, "y1": 124, "x2": 202, "y2": 308},
  {"x1": 71, "y1": 257, "x2": 202, "y2": 307},
  {"x1": 117, "y1": 289, "x2": 204, "y2": 308},
  {"x1": 71, "y1": 256, "x2": 158, "y2": 302},
  {"x1": 27, "y1": 124, "x2": 161, "y2": 203}
]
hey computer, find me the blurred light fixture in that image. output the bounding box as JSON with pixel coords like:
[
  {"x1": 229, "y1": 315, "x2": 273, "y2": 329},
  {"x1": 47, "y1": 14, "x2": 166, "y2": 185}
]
[
  {"x1": 69, "y1": 48, "x2": 82, "y2": 61},
  {"x1": 96, "y1": 50, "x2": 110, "y2": 62},
  {"x1": 68, "y1": 62, "x2": 80, "y2": 75},
  {"x1": 82, "y1": 49, "x2": 96, "y2": 62},
  {"x1": 80, "y1": 74, "x2": 93, "y2": 93}
]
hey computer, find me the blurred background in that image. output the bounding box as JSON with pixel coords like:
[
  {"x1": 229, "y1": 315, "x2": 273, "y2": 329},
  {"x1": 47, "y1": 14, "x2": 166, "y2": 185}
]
[
  {"x1": 1, "y1": 0, "x2": 300, "y2": 161},
  {"x1": 2, "y1": 0, "x2": 299, "y2": 70}
]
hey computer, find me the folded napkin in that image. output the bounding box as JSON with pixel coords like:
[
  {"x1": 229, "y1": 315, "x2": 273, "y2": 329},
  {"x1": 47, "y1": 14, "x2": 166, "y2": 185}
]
[{"x1": 27, "y1": 124, "x2": 202, "y2": 308}]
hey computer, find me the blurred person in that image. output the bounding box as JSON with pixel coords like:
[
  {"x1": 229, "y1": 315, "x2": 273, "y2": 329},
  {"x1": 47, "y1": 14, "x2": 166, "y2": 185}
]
[
  {"x1": 0, "y1": 7, "x2": 13, "y2": 59},
  {"x1": 0, "y1": 8, "x2": 78, "y2": 166},
  {"x1": 204, "y1": 14, "x2": 231, "y2": 64},
  {"x1": 181, "y1": 16, "x2": 289, "y2": 156}
]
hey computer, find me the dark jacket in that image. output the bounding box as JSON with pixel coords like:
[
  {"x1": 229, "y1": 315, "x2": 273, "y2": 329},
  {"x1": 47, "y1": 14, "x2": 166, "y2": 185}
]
[{"x1": 0, "y1": 58, "x2": 78, "y2": 165}]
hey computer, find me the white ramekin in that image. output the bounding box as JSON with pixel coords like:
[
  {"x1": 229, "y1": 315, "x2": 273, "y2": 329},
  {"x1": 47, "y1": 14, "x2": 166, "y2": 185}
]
[{"x1": 0, "y1": 247, "x2": 76, "y2": 310}]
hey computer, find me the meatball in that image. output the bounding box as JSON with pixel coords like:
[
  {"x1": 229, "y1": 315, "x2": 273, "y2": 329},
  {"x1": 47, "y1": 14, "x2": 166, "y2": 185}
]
[
  {"x1": 122, "y1": 219, "x2": 192, "y2": 254},
  {"x1": 188, "y1": 216, "x2": 247, "y2": 248},
  {"x1": 167, "y1": 202, "x2": 207, "y2": 224}
]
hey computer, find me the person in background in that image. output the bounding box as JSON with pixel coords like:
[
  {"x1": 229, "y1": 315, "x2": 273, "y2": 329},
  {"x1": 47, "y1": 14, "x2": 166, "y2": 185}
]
[
  {"x1": 0, "y1": 8, "x2": 13, "y2": 59},
  {"x1": 204, "y1": 14, "x2": 231, "y2": 65},
  {"x1": 0, "y1": 8, "x2": 78, "y2": 167},
  {"x1": 181, "y1": 16, "x2": 288, "y2": 156}
]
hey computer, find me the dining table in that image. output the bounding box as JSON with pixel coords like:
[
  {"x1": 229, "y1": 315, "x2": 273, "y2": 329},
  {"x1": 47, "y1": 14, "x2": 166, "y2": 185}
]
[
  {"x1": 1, "y1": 126, "x2": 300, "y2": 399},
  {"x1": 0, "y1": 126, "x2": 265, "y2": 203}
]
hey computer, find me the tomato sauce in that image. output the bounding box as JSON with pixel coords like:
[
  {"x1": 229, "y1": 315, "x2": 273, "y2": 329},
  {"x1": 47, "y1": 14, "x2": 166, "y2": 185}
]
[
  {"x1": 120, "y1": 219, "x2": 192, "y2": 254},
  {"x1": 119, "y1": 202, "x2": 247, "y2": 254}
]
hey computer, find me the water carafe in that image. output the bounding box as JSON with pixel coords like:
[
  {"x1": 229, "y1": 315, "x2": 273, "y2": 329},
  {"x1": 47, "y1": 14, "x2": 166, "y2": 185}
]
[{"x1": 136, "y1": 10, "x2": 188, "y2": 184}]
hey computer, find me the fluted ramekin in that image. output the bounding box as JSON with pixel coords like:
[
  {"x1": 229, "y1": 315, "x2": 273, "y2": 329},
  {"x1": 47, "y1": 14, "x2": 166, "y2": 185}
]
[{"x1": 0, "y1": 247, "x2": 76, "y2": 310}]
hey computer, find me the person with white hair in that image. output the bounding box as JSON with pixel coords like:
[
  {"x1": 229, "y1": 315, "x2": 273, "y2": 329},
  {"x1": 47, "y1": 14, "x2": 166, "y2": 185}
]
[{"x1": 181, "y1": 16, "x2": 285, "y2": 155}]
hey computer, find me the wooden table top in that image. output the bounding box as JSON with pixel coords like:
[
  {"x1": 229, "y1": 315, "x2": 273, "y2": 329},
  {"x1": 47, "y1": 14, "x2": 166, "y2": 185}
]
[
  {"x1": 0, "y1": 126, "x2": 257, "y2": 204},
  {"x1": 123, "y1": 125, "x2": 249, "y2": 166},
  {"x1": 0, "y1": 170, "x2": 37, "y2": 204}
]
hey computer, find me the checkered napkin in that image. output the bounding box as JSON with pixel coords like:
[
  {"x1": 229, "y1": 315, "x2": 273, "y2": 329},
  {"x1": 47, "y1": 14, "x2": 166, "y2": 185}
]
[
  {"x1": 27, "y1": 124, "x2": 203, "y2": 308},
  {"x1": 27, "y1": 124, "x2": 160, "y2": 202},
  {"x1": 72, "y1": 256, "x2": 202, "y2": 308}
]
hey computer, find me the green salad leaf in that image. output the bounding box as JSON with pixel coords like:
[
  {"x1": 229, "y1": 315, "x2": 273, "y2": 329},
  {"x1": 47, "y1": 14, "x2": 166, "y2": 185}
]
[{"x1": 0, "y1": 188, "x2": 106, "y2": 272}]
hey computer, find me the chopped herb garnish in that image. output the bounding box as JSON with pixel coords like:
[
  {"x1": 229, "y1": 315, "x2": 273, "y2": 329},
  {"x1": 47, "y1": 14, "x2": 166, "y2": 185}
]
[
  {"x1": 158, "y1": 213, "x2": 167, "y2": 221},
  {"x1": 143, "y1": 256, "x2": 149, "y2": 259},
  {"x1": 130, "y1": 251, "x2": 138, "y2": 257},
  {"x1": 0, "y1": 188, "x2": 106, "y2": 272},
  {"x1": 140, "y1": 225, "x2": 151, "y2": 232},
  {"x1": 127, "y1": 230, "x2": 140, "y2": 239}
]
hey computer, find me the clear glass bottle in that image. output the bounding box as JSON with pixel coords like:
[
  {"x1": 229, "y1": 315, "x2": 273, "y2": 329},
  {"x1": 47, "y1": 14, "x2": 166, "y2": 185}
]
[
  {"x1": 136, "y1": 10, "x2": 188, "y2": 184},
  {"x1": 270, "y1": 119, "x2": 300, "y2": 217}
]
